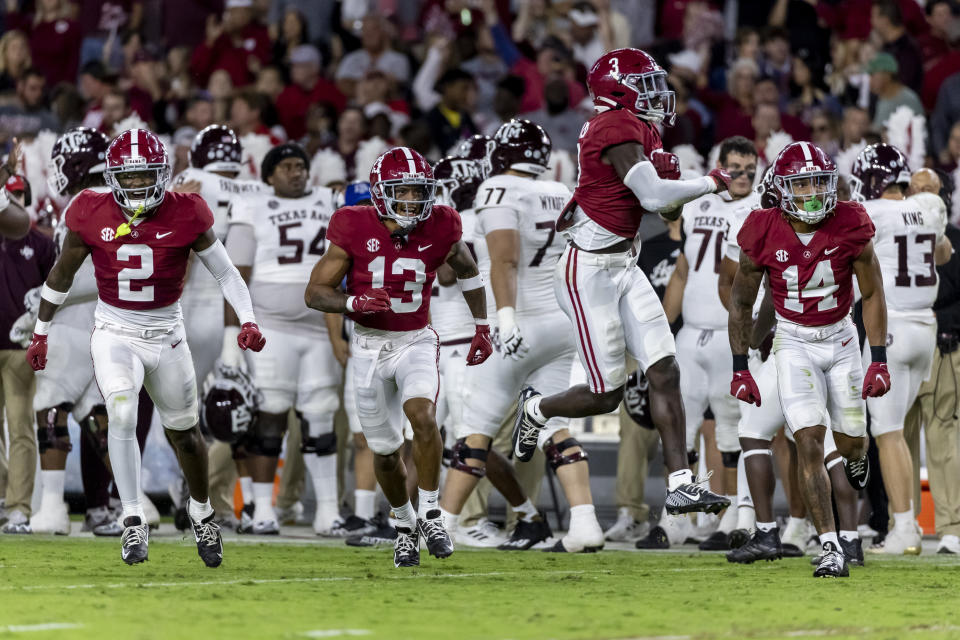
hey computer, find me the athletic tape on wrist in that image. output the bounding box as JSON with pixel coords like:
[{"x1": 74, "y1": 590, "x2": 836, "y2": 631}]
[
  {"x1": 34, "y1": 319, "x2": 51, "y2": 335},
  {"x1": 345, "y1": 295, "x2": 357, "y2": 311},
  {"x1": 458, "y1": 274, "x2": 484, "y2": 292},
  {"x1": 41, "y1": 283, "x2": 68, "y2": 305}
]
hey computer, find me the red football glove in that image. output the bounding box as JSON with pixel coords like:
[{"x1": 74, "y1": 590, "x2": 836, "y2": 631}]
[
  {"x1": 861, "y1": 362, "x2": 891, "y2": 399},
  {"x1": 731, "y1": 370, "x2": 761, "y2": 406},
  {"x1": 466, "y1": 323, "x2": 493, "y2": 366},
  {"x1": 708, "y1": 167, "x2": 732, "y2": 193},
  {"x1": 651, "y1": 150, "x2": 681, "y2": 180},
  {"x1": 237, "y1": 322, "x2": 266, "y2": 352},
  {"x1": 26, "y1": 333, "x2": 47, "y2": 371},
  {"x1": 351, "y1": 289, "x2": 392, "y2": 313}
]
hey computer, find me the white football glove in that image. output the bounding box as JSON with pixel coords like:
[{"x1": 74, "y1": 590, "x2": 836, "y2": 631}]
[
  {"x1": 497, "y1": 307, "x2": 529, "y2": 361},
  {"x1": 22, "y1": 286, "x2": 41, "y2": 316},
  {"x1": 220, "y1": 326, "x2": 248, "y2": 371},
  {"x1": 9, "y1": 309, "x2": 36, "y2": 348}
]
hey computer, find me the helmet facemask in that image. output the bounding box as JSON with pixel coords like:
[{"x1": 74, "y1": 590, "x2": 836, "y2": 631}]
[
  {"x1": 373, "y1": 177, "x2": 436, "y2": 232},
  {"x1": 775, "y1": 171, "x2": 838, "y2": 224},
  {"x1": 622, "y1": 70, "x2": 676, "y2": 126},
  {"x1": 105, "y1": 160, "x2": 171, "y2": 213}
]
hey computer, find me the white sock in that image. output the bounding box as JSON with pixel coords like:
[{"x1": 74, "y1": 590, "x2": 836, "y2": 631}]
[
  {"x1": 188, "y1": 497, "x2": 214, "y2": 523},
  {"x1": 512, "y1": 498, "x2": 538, "y2": 522},
  {"x1": 667, "y1": 468, "x2": 694, "y2": 492},
  {"x1": 569, "y1": 503, "x2": 597, "y2": 528},
  {"x1": 736, "y1": 453, "x2": 753, "y2": 510},
  {"x1": 737, "y1": 505, "x2": 756, "y2": 531},
  {"x1": 252, "y1": 482, "x2": 274, "y2": 522},
  {"x1": 820, "y1": 531, "x2": 840, "y2": 549},
  {"x1": 305, "y1": 453, "x2": 338, "y2": 523},
  {"x1": 108, "y1": 430, "x2": 144, "y2": 522},
  {"x1": 391, "y1": 501, "x2": 416, "y2": 530},
  {"x1": 355, "y1": 489, "x2": 376, "y2": 521},
  {"x1": 757, "y1": 521, "x2": 776, "y2": 532},
  {"x1": 40, "y1": 469, "x2": 66, "y2": 507},
  {"x1": 893, "y1": 509, "x2": 914, "y2": 530},
  {"x1": 527, "y1": 396, "x2": 547, "y2": 425},
  {"x1": 839, "y1": 529, "x2": 858, "y2": 541},
  {"x1": 717, "y1": 497, "x2": 738, "y2": 533},
  {"x1": 440, "y1": 507, "x2": 459, "y2": 532},
  {"x1": 240, "y1": 476, "x2": 254, "y2": 505},
  {"x1": 787, "y1": 516, "x2": 806, "y2": 531},
  {"x1": 417, "y1": 488, "x2": 439, "y2": 518}
]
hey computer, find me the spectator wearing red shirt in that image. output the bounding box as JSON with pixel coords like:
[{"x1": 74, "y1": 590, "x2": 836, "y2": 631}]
[
  {"x1": 230, "y1": 89, "x2": 282, "y2": 144},
  {"x1": 190, "y1": 0, "x2": 271, "y2": 88},
  {"x1": 79, "y1": 60, "x2": 115, "y2": 131},
  {"x1": 275, "y1": 45, "x2": 346, "y2": 141},
  {"x1": 6, "y1": 0, "x2": 81, "y2": 88},
  {"x1": 919, "y1": 0, "x2": 955, "y2": 66}
]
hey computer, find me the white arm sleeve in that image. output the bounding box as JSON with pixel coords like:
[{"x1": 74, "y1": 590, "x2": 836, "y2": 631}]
[
  {"x1": 196, "y1": 240, "x2": 256, "y2": 325},
  {"x1": 623, "y1": 161, "x2": 716, "y2": 214},
  {"x1": 477, "y1": 206, "x2": 519, "y2": 233},
  {"x1": 225, "y1": 223, "x2": 256, "y2": 267}
]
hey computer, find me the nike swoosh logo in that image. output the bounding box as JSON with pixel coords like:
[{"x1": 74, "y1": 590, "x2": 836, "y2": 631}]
[
  {"x1": 824, "y1": 247, "x2": 839, "y2": 255},
  {"x1": 675, "y1": 490, "x2": 701, "y2": 501},
  {"x1": 157, "y1": 231, "x2": 173, "y2": 238},
  {"x1": 418, "y1": 244, "x2": 432, "y2": 252},
  {"x1": 172, "y1": 339, "x2": 182, "y2": 349},
  {"x1": 841, "y1": 338, "x2": 852, "y2": 347},
  {"x1": 735, "y1": 384, "x2": 747, "y2": 396}
]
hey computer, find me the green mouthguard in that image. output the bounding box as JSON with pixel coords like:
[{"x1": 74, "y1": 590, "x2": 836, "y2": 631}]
[{"x1": 803, "y1": 198, "x2": 823, "y2": 212}]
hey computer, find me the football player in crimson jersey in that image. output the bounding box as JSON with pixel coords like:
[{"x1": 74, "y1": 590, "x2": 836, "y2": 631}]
[
  {"x1": 25, "y1": 129, "x2": 266, "y2": 568},
  {"x1": 728, "y1": 141, "x2": 890, "y2": 578},
  {"x1": 305, "y1": 146, "x2": 493, "y2": 568},
  {"x1": 512, "y1": 48, "x2": 732, "y2": 515}
]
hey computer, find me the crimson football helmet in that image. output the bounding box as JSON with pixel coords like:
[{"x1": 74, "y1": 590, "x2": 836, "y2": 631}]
[
  {"x1": 201, "y1": 361, "x2": 261, "y2": 444},
  {"x1": 370, "y1": 146, "x2": 436, "y2": 230},
  {"x1": 849, "y1": 143, "x2": 911, "y2": 202},
  {"x1": 48, "y1": 127, "x2": 110, "y2": 196},
  {"x1": 587, "y1": 48, "x2": 676, "y2": 125},
  {"x1": 105, "y1": 128, "x2": 171, "y2": 212},
  {"x1": 770, "y1": 141, "x2": 838, "y2": 224},
  {"x1": 434, "y1": 156, "x2": 486, "y2": 211},
  {"x1": 487, "y1": 119, "x2": 551, "y2": 176},
  {"x1": 190, "y1": 124, "x2": 242, "y2": 174}
]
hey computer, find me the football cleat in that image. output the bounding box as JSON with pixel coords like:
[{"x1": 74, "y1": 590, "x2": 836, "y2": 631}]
[
  {"x1": 780, "y1": 518, "x2": 813, "y2": 557},
  {"x1": 813, "y1": 542, "x2": 849, "y2": 578},
  {"x1": 120, "y1": 516, "x2": 149, "y2": 565},
  {"x1": 937, "y1": 534, "x2": 959, "y2": 555},
  {"x1": 812, "y1": 537, "x2": 864, "y2": 566},
  {"x1": 30, "y1": 502, "x2": 71, "y2": 535},
  {"x1": 698, "y1": 531, "x2": 730, "y2": 551},
  {"x1": 665, "y1": 477, "x2": 730, "y2": 515},
  {"x1": 237, "y1": 503, "x2": 255, "y2": 534},
  {"x1": 604, "y1": 507, "x2": 650, "y2": 543},
  {"x1": 1, "y1": 509, "x2": 31, "y2": 534},
  {"x1": 843, "y1": 454, "x2": 870, "y2": 491},
  {"x1": 868, "y1": 523, "x2": 921, "y2": 556},
  {"x1": 498, "y1": 515, "x2": 552, "y2": 550},
  {"x1": 276, "y1": 501, "x2": 306, "y2": 526},
  {"x1": 329, "y1": 515, "x2": 377, "y2": 538},
  {"x1": 512, "y1": 387, "x2": 544, "y2": 463},
  {"x1": 455, "y1": 518, "x2": 507, "y2": 548},
  {"x1": 418, "y1": 510, "x2": 454, "y2": 559},
  {"x1": 84, "y1": 506, "x2": 122, "y2": 536},
  {"x1": 728, "y1": 528, "x2": 751, "y2": 550},
  {"x1": 191, "y1": 513, "x2": 223, "y2": 568},
  {"x1": 394, "y1": 527, "x2": 421, "y2": 568},
  {"x1": 547, "y1": 519, "x2": 604, "y2": 553},
  {"x1": 250, "y1": 518, "x2": 280, "y2": 535},
  {"x1": 346, "y1": 525, "x2": 397, "y2": 548},
  {"x1": 635, "y1": 525, "x2": 670, "y2": 549},
  {"x1": 726, "y1": 528, "x2": 782, "y2": 563}
]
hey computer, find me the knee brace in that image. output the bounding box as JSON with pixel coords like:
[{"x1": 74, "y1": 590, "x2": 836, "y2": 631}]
[
  {"x1": 721, "y1": 450, "x2": 741, "y2": 469},
  {"x1": 37, "y1": 403, "x2": 73, "y2": 454},
  {"x1": 450, "y1": 438, "x2": 488, "y2": 478},
  {"x1": 79, "y1": 405, "x2": 109, "y2": 459},
  {"x1": 301, "y1": 431, "x2": 337, "y2": 456},
  {"x1": 544, "y1": 437, "x2": 588, "y2": 471},
  {"x1": 105, "y1": 390, "x2": 138, "y2": 439},
  {"x1": 247, "y1": 412, "x2": 286, "y2": 457}
]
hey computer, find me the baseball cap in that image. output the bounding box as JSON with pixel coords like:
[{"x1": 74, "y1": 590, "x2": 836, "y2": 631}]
[
  {"x1": 569, "y1": 3, "x2": 599, "y2": 27},
  {"x1": 343, "y1": 181, "x2": 372, "y2": 206},
  {"x1": 289, "y1": 45, "x2": 321, "y2": 67},
  {"x1": 225, "y1": 0, "x2": 252, "y2": 8},
  {"x1": 866, "y1": 52, "x2": 899, "y2": 74}
]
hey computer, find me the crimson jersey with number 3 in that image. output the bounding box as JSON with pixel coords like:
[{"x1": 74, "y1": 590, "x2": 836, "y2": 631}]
[
  {"x1": 737, "y1": 201, "x2": 874, "y2": 326},
  {"x1": 327, "y1": 204, "x2": 462, "y2": 331},
  {"x1": 65, "y1": 190, "x2": 213, "y2": 309}
]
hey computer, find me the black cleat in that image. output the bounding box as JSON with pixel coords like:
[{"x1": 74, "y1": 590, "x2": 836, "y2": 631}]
[
  {"x1": 665, "y1": 480, "x2": 731, "y2": 515},
  {"x1": 120, "y1": 516, "x2": 149, "y2": 565},
  {"x1": 813, "y1": 542, "x2": 849, "y2": 577},
  {"x1": 236, "y1": 503, "x2": 254, "y2": 534},
  {"x1": 844, "y1": 454, "x2": 870, "y2": 491},
  {"x1": 726, "y1": 527, "x2": 782, "y2": 564},
  {"x1": 498, "y1": 515, "x2": 552, "y2": 550},
  {"x1": 635, "y1": 525, "x2": 671, "y2": 550},
  {"x1": 394, "y1": 527, "x2": 420, "y2": 567},
  {"x1": 512, "y1": 387, "x2": 544, "y2": 463},
  {"x1": 331, "y1": 514, "x2": 377, "y2": 537},
  {"x1": 728, "y1": 528, "x2": 751, "y2": 550},
  {"x1": 346, "y1": 525, "x2": 397, "y2": 547},
  {"x1": 811, "y1": 537, "x2": 864, "y2": 567},
  {"x1": 192, "y1": 513, "x2": 223, "y2": 568},
  {"x1": 418, "y1": 510, "x2": 454, "y2": 559},
  {"x1": 698, "y1": 530, "x2": 730, "y2": 551}
]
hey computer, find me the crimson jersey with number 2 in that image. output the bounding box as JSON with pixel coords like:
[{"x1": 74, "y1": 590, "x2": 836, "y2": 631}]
[
  {"x1": 327, "y1": 204, "x2": 462, "y2": 331},
  {"x1": 737, "y1": 201, "x2": 874, "y2": 326},
  {"x1": 65, "y1": 190, "x2": 214, "y2": 310}
]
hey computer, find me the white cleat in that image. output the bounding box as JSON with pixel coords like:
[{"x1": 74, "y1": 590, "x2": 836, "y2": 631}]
[
  {"x1": 313, "y1": 511, "x2": 344, "y2": 537},
  {"x1": 604, "y1": 507, "x2": 650, "y2": 542},
  {"x1": 937, "y1": 534, "x2": 959, "y2": 555},
  {"x1": 781, "y1": 518, "x2": 813, "y2": 556},
  {"x1": 455, "y1": 519, "x2": 507, "y2": 548},
  {"x1": 869, "y1": 523, "x2": 922, "y2": 555},
  {"x1": 276, "y1": 501, "x2": 306, "y2": 526},
  {"x1": 29, "y1": 502, "x2": 71, "y2": 535},
  {"x1": 251, "y1": 518, "x2": 281, "y2": 535}
]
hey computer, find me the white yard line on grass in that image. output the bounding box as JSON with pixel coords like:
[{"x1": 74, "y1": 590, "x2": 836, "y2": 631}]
[
  {"x1": 2, "y1": 623, "x2": 83, "y2": 633},
  {"x1": 615, "y1": 624, "x2": 960, "y2": 640},
  {"x1": 301, "y1": 631, "x2": 372, "y2": 638}
]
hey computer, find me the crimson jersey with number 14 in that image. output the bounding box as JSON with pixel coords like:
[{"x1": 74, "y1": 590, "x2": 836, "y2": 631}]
[
  {"x1": 327, "y1": 204, "x2": 462, "y2": 331},
  {"x1": 65, "y1": 190, "x2": 214, "y2": 310},
  {"x1": 737, "y1": 201, "x2": 874, "y2": 327}
]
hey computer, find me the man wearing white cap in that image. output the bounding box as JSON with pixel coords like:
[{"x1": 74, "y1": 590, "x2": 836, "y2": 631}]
[{"x1": 568, "y1": 2, "x2": 611, "y2": 69}]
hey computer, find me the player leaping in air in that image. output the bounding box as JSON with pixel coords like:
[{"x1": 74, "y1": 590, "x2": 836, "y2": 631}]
[{"x1": 512, "y1": 48, "x2": 732, "y2": 514}]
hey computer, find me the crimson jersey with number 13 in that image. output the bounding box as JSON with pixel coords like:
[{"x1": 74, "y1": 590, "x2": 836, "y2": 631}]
[
  {"x1": 737, "y1": 201, "x2": 875, "y2": 327},
  {"x1": 327, "y1": 204, "x2": 462, "y2": 331}
]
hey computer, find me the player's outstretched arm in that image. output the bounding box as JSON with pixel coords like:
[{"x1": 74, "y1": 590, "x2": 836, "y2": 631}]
[
  {"x1": 727, "y1": 251, "x2": 764, "y2": 405},
  {"x1": 604, "y1": 142, "x2": 729, "y2": 221},
  {"x1": 854, "y1": 240, "x2": 891, "y2": 398},
  {"x1": 27, "y1": 229, "x2": 91, "y2": 370},
  {"x1": 444, "y1": 240, "x2": 493, "y2": 366},
  {"x1": 304, "y1": 241, "x2": 369, "y2": 313},
  {"x1": 661, "y1": 252, "x2": 687, "y2": 324}
]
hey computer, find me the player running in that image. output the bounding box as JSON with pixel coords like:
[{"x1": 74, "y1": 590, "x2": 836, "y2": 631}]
[
  {"x1": 305, "y1": 146, "x2": 493, "y2": 567},
  {"x1": 728, "y1": 141, "x2": 890, "y2": 578},
  {"x1": 26, "y1": 129, "x2": 266, "y2": 567},
  {"x1": 512, "y1": 48, "x2": 732, "y2": 514}
]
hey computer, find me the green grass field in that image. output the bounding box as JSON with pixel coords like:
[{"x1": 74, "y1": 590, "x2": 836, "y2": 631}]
[{"x1": 2, "y1": 533, "x2": 960, "y2": 640}]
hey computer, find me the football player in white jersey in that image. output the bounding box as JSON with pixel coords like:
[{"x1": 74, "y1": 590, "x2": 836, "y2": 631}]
[
  {"x1": 439, "y1": 120, "x2": 603, "y2": 552},
  {"x1": 851, "y1": 143, "x2": 953, "y2": 555},
  {"x1": 661, "y1": 137, "x2": 760, "y2": 550},
  {"x1": 224, "y1": 143, "x2": 342, "y2": 535}
]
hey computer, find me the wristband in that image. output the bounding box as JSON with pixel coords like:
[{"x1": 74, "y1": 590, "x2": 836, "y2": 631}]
[
  {"x1": 34, "y1": 319, "x2": 51, "y2": 335},
  {"x1": 41, "y1": 283, "x2": 69, "y2": 305},
  {"x1": 458, "y1": 274, "x2": 485, "y2": 292},
  {"x1": 496, "y1": 306, "x2": 516, "y2": 333},
  {"x1": 474, "y1": 318, "x2": 489, "y2": 327},
  {"x1": 732, "y1": 354, "x2": 749, "y2": 371},
  {"x1": 345, "y1": 295, "x2": 356, "y2": 311},
  {"x1": 870, "y1": 346, "x2": 886, "y2": 363}
]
